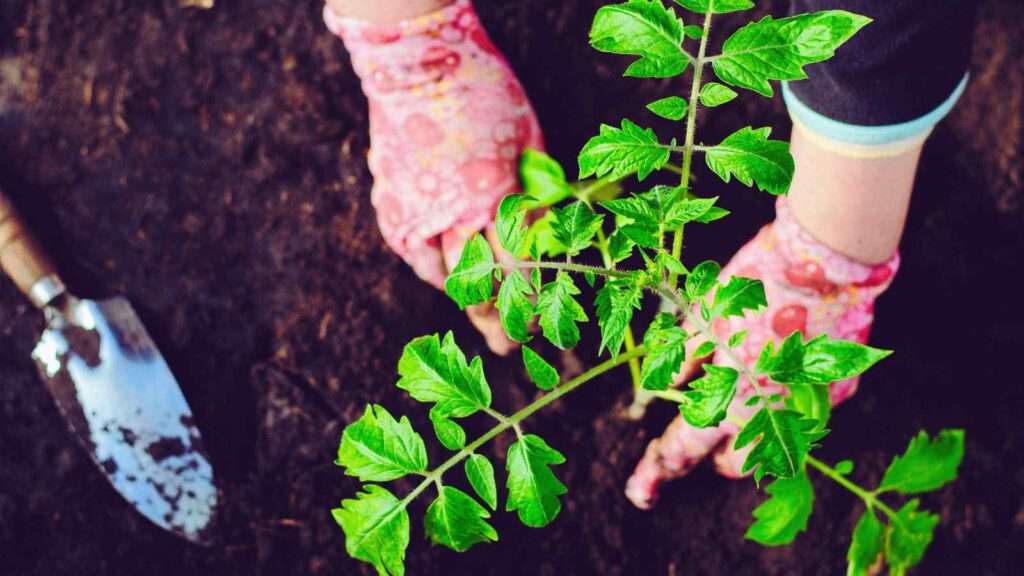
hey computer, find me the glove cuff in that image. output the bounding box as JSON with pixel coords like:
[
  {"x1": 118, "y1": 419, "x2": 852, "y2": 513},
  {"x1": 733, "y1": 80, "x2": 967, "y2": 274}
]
[{"x1": 772, "y1": 196, "x2": 900, "y2": 296}]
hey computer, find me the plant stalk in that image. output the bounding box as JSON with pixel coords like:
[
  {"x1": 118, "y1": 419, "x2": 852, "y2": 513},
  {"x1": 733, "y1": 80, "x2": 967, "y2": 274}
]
[
  {"x1": 594, "y1": 227, "x2": 648, "y2": 418},
  {"x1": 806, "y1": 455, "x2": 898, "y2": 519},
  {"x1": 400, "y1": 345, "x2": 648, "y2": 507},
  {"x1": 668, "y1": 7, "x2": 714, "y2": 289}
]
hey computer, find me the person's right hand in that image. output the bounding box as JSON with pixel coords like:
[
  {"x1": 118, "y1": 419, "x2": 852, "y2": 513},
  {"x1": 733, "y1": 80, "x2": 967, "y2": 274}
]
[
  {"x1": 324, "y1": 0, "x2": 544, "y2": 356},
  {"x1": 625, "y1": 197, "x2": 900, "y2": 509}
]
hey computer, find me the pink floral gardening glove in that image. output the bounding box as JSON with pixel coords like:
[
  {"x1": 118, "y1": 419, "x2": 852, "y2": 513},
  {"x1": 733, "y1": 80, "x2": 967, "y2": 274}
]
[
  {"x1": 625, "y1": 197, "x2": 900, "y2": 510},
  {"x1": 325, "y1": 0, "x2": 544, "y2": 354}
]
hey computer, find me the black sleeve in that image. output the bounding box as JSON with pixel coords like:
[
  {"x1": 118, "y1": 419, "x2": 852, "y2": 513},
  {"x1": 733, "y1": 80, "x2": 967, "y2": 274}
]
[{"x1": 787, "y1": 0, "x2": 979, "y2": 126}]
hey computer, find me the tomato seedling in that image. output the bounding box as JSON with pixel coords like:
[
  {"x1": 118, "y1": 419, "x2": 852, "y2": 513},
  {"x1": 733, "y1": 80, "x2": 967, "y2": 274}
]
[{"x1": 333, "y1": 2, "x2": 964, "y2": 574}]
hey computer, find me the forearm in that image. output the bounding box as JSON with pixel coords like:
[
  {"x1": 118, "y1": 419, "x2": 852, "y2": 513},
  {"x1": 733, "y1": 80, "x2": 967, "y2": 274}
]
[
  {"x1": 325, "y1": 0, "x2": 456, "y2": 24},
  {"x1": 786, "y1": 123, "x2": 921, "y2": 265}
]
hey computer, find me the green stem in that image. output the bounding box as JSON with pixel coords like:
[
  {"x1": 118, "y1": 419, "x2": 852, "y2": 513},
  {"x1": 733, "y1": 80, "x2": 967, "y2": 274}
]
[
  {"x1": 502, "y1": 260, "x2": 632, "y2": 279},
  {"x1": 575, "y1": 174, "x2": 619, "y2": 202},
  {"x1": 595, "y1": 227, "x2": 647, "y2": 414},
  {"x1": 668, "y1": 7, "x2": 714, "y2": 289},
  {"x1": 806, "y1": 455, "x2": 897, "y2": 519},
  {"x1": 399, "y1": 346, "x2": 649, "y2": 507}
]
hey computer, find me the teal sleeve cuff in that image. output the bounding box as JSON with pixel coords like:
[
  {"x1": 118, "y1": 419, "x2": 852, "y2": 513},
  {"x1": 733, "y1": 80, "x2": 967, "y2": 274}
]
[{"x1": 782, "y1": 74, "x2": 969, "y2": 147}]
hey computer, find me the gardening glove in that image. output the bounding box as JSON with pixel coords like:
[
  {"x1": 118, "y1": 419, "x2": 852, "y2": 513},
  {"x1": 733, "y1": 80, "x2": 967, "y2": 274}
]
[
  {"x1": 325, "y1": 0, "x2": 545, "y2": 355},
  {"x1": 625, "y1": 196, "x2": 899, "y2": 510}
]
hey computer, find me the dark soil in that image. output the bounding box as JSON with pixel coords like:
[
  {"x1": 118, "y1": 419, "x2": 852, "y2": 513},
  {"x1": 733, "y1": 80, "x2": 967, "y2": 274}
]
[{"x1": 1, "y1": 1, "x2": 1022, "y2": 574}]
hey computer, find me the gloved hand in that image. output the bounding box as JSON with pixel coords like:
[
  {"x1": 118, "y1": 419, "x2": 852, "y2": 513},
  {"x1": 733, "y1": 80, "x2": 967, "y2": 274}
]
[
  {"x1": 325, "y1": 0, "x2": 544, "y2": 355},
  {"x1": 625, "y1": 196, "x2": 899, "y2": 510}
]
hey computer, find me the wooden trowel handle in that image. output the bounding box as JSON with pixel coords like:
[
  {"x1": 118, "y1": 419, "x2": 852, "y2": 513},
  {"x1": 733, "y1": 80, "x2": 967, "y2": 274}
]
[{"x1": 0, "y1": 190, "x2": 61, "y2": 307}]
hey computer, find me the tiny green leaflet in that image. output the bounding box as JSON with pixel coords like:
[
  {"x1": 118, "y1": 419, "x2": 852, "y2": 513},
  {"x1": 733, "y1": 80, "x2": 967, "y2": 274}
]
[
  {"x1": 648, "y1": 96, "x2": 689, "y2": 120},
  {"x1": 337, "y1": 404, "x2": 428, "y2": 482},
  {"x1": 536, "y1": 272, "x2": 589, "y2": 349},
  {"x1": 445, "y1": 234, "x2": 496, "y2": 308},
  {"x1": 465, "y1": 454, "x2": 499, "y2": 510},
  {"x1": 333, "y1": 485, "x2": 410, "y2": 576},
  {"x1": 424, "y1": 485, "x2": 498, "y2": 552},
  {"x1": 522, "y1": 346, "x2": 560, "y2": 391},
  {"x1": 506, "y1": 434, "x2": 568, "y2": 528},
  {"x1": 745, "y1": 470, "x2": 814, "y2": 546}
]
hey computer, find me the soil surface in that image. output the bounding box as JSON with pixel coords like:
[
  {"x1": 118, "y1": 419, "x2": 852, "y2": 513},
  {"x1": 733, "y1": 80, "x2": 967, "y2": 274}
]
[{"x1": 1, "y1": 1, "x2": 1022, "y2": 574}]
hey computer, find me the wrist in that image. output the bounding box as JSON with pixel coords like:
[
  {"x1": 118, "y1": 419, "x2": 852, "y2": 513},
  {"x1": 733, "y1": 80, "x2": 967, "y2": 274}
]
[{"x1": 324, "y1": 0, "x2": 457, "y2": 25}]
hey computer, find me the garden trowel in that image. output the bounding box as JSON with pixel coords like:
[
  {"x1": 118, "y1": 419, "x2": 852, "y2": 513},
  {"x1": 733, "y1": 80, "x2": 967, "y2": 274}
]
[{"x1": 0, "y1": 190, "x2": 217, "y2": 543}]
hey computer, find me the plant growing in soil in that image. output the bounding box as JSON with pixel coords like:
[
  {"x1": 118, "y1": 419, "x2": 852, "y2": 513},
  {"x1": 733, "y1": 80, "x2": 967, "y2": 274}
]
[{"x1": 332, "y1": 1, "x2": 964, "y2": 574}]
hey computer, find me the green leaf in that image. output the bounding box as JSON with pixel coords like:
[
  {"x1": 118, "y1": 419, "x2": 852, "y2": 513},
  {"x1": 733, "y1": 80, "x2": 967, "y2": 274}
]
[
  {"x1": 735, "y1": 407, "x2": 827, "y2": 483},
  {"x1": 607, "y1": 229, "x2": 636, "y2": 263},
  {"x1": 696, "y1": 205, "x2": 730, "y2": 223},
  {"x1": 835, "y1": 459, "x2": 854, "y2": 475},
  {"x1": 430, "y1": 410, "x2": 466, "y2": 451},
  {"x1": 786, "y1": 382, "x2": 832, "y2": 430},
  {"x1": 333, "y1": 485, "x2": 410, "y2": 576},
  {"x1": 847, "y1": 509, "x2": 884, "y2": 576},
  {"x1": 337, "y1": 404, "x2": 428, "y2": 482},
  {"x1": 496, "y1": 195, "x2": 529, "y2": 256},
  {"x1": 578, "y1": 119, "x2": 672, "y2": 181},
  {"x1": 465, "y1": 454, "x2": 499, "y2": 510},
  {"x1": 601, "y1": 186, "x2": 673, "y2": 230},
  {"x1": 603, "y1": 195, "x2": 656, "y2": 227},
  {"x1": 801, "y1": 336, "x2": 892, "y2": 383},
  {"x1": 522, "y1": 346, "x2": 560, "y2": 391},
  {"x1": 885, "y1": 500, "x2": 939, "y2": 574},
  {"x1": 648, "y1": 96, "x2": 689, "y2": 120},
  {"x1": 699, "y1": 82, "x2": 739, "y2": 107},
  {"x1": 537, "y1": 272, "x2": 588, "y2": 349},
  {"x1": 657, "y1": 252, "x2": 689, "y2": 276},
  {"x1": 397, "y1": 332, "x2": 492, "y2": 418},
  {"x1": 641, "y1": 315, "x2": 687, "y2": 391},
  {"x1": 757, "y1": 333, "x2": 892, "y2": 386},
  {"x1": 590, "y1": 0, "x2": 690, "y2": 79},
  {"x1": 521, "y1": 148, "x2": 573, "y2": 208},
  {"x1": 693, "y1": 340, "x2": 715, "y2": 358},
  {"x1": 595, "y1": 275, "x2": 644, "y2": 357},
  {"x1": 745, "y1": 470, "x2": 814, "y2": 546},
  {"x1": 665, "y1": 196, "x2": 719, "y2": 227},
  {"x1": 712, "y1": 275, "x2": 767, "y2": 318},
  {"x1": 685, "y1": 260, "x2": 721, "y2": 300},
  {"x1": 621, "y1": 224, "x2": 660, "y2": 248},
  {"x1": 704, "y1": 126, "x2": 794, "y2": 195},
  {"x1": 683, "y1": 24, "x2": 703, "y2": 39},
  {"x1": 496, "y1": 271, "x2": 534, "y2": 343},
  {"x1": 711, "y1": 11, "x2": 871, "y2": 97},
  {"x1": 444, "y1": 234, "x2": 496, "y2": 309},
  {"x1": 526, "y1": 211, "x2": 567, "y2": 258},
  {"x1": 680, "y1": 365, "x2": 738, "y2": 427},
  {"x1": 425, "y1": 485, "x2": 498, "y2": 552},
  {"x1": 552, "y1": 201, "x2": 604, "y2": 256},
  {"x1": 506, "y1": 434, "x2": 568, "y2": 528},
  {"x1": 728, "y1": 329, "x2": 748, "y2": 348},
  {"x1": 674, "y1": 0, "x2": 754, "y2": 14},
  {"x1": 878, "y1": 430, "x2": 965, "y2": 495}
]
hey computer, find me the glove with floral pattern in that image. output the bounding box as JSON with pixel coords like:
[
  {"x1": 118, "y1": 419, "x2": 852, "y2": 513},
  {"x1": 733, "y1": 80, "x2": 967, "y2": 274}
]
[
  {"x1": 625, "y1": 196, "x2": 899, "y2": 510},
  {"x1": 325, "y1": 0, "x2": 544, "y2": 353}
]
